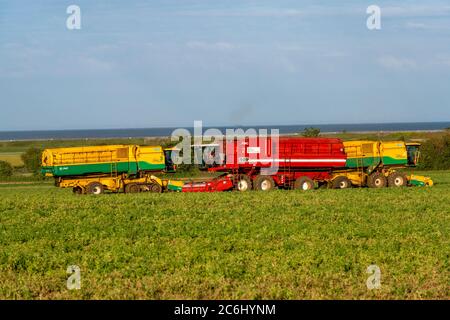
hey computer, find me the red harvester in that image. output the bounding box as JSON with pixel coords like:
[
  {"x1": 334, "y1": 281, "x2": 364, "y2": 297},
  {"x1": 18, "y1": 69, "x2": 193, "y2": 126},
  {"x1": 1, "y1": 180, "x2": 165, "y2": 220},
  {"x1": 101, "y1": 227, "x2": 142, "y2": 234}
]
[{"x1": 205, "y1": 137, "x2": 347, "y2": 191}]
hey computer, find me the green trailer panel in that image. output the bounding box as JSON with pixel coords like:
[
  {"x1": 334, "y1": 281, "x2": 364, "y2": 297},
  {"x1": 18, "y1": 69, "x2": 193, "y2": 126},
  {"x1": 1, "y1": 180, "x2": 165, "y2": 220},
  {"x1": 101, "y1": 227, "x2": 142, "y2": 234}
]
[{"x1": 42, "y1": 161, "x2": 165, "y2": 177}]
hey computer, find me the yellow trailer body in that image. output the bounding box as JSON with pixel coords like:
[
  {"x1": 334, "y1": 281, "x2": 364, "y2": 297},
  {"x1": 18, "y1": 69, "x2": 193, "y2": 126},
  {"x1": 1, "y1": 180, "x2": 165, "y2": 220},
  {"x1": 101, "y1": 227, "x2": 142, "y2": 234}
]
[
  {"x1": 343, "y1": 140, "x2": 413, "y2": 169},
  {"x1": 41, "y1": 145, "x2": 167, "y2": 177}
]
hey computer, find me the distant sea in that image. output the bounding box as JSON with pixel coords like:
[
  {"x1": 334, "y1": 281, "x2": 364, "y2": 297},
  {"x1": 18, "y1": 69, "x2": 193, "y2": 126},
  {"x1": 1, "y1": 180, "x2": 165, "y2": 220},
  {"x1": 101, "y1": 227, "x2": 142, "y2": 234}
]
[{"x1": 1, "y1": 122, "x2": 449, "y2": 141}]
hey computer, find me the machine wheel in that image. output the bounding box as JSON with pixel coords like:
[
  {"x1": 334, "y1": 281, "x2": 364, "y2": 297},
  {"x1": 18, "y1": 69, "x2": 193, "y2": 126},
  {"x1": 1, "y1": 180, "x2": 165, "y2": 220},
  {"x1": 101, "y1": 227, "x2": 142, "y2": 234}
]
[
  {"x1": 125, "y1": 183, "x2": 141, "y2": 193},
  {"x1": 388, "y1": 172, "x2": 408, "y2": 187},
  {"x1": 86, "y1": 182, "x2": 104, "y2": 195},
  {"x1": 331, "y1": 176, "x2": 351, "y2": 189},
  {"x1": 72, "y1": 186, "x2": 83, "y2": 195},
  {"x1": 148, "y1": 183, "x2": 162, "y2": 193},
  {"x1": 367, "y1": 172, "x2": 387, "y2": 188},
  {"x1": 254, "y1": 175, "x2": 275, "y2": 191},
  {"x1": 294, "y1": 176, "x2": 315, "y2": 191},
  {"x1": 235, "y1": 174, "x2": 252, "y2": 192}
]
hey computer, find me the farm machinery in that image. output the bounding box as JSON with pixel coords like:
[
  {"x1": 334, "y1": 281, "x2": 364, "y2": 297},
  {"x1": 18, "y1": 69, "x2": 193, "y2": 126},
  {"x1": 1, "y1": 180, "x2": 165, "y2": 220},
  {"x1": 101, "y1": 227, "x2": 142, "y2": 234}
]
[
  {"x1": 41, "y1": 138, "x2": 433, "y2": 194},
  {"x1": 328, "y1": 141, "x2": 434, "y2": 189},
  {"x1": 42, "y1": 145, "x2": 176, "y2": 194},
  {"x1": 202, "y1": 137, "x2": 433, "y2": 191},
  {"x1": 205, "y1": 137, "x2": 347, "y2": 191},
  {"x1": 40, "y1": 144, "x2": 235, "y2": 194}
]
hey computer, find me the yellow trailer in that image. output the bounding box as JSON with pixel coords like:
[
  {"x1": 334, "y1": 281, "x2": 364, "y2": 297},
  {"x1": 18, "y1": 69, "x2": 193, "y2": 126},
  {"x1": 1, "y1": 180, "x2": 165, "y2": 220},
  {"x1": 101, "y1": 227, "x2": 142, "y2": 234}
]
[
  {"x1": 41, "y1": 144, "x2": 174, "y2": 177},
  {"x1": 42, "y1": 145, "x2": 179, "y2": 194},
  {"x1": 328, "y1": 141, "x2": 432, "y2": 189}
]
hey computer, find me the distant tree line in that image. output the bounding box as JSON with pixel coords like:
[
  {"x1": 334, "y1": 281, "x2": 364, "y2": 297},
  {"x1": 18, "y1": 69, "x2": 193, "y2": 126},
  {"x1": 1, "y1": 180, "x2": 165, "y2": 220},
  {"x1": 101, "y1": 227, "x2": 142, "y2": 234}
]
[
  {"x1": 21, "y1": 147, "x2": 42, "y2": 175},
  {"x1": 417, "y1": 133, "x2": 450, "y2": 170},
  {"x1": 301, "y1": 127, "x2": 321, "y2": 137},
  {"x1": 0, "y1": 161, "x2": 13, "y2": 177}
]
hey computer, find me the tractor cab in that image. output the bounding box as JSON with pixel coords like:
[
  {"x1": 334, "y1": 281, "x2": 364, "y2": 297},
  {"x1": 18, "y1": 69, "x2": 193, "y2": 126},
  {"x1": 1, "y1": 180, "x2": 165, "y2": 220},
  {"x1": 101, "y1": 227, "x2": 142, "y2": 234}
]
[{"x1": 405, "y1": 143, "x2": 421, "y2": 166}]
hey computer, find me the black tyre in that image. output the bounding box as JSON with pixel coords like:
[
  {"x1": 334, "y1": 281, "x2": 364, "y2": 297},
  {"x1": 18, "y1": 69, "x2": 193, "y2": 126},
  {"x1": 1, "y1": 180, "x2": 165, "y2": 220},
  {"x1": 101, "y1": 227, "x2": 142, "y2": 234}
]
[
  {"x1": 72, "y1": 186, "x2": 83, "y2": 195},
  {"x1": 294, "y1": 176, "x2": 315, "y2": 191},
  {"x1": 86, "y1": 182, "x2": 104, "y2": 195},
  {"x1": 125, "y1": 183, "x2": 141, "y2": 193},
  {"x1": 388, "y1": 172, "x2": 408, "y2": 187},
  {"x1": 331, "y1": 176, "x2": 351, "y2": 189},
  {"x1": 148, "y1": 183, "x2": 162, "y2": 193},
  {"x1": 367, "y1": 172, "x2": 387, "y2": 188},
  {"x1": 254, "y1": 175, "x2": 275, "y2": 191},
  {"x1": 235, "y1": 174, "x2": 252, "y2": 192}
]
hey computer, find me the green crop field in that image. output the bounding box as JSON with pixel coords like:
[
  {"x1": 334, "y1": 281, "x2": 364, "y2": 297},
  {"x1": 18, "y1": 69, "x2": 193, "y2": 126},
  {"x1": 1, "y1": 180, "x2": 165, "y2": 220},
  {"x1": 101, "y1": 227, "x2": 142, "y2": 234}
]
[{"x1": 0, "y1": 171, "x2": 449, "y2": 300}]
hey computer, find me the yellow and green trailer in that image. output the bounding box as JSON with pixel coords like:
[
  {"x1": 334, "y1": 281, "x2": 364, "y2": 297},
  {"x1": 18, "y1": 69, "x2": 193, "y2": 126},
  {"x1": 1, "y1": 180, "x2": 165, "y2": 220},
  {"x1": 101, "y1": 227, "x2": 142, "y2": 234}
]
[
  {"x1": 329, "y1": 141, "x2": 433, "y2": 188},
  {"x1": 41, "y1": 145, "x2": 181, "y2": 194}
]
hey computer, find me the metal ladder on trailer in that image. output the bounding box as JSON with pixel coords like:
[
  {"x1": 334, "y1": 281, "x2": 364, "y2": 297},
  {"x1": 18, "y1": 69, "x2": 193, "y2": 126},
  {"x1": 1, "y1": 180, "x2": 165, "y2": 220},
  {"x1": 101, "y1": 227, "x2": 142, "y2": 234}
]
[
  {"x1": 356, "y1": 156, "x2": 364, "y2": 186},
  {"x1": 110, "y1": 151, "x2": 118, "y2": 177},
  {"x1": 283, "y1": 143, "x2": 293, "y2": 189}
]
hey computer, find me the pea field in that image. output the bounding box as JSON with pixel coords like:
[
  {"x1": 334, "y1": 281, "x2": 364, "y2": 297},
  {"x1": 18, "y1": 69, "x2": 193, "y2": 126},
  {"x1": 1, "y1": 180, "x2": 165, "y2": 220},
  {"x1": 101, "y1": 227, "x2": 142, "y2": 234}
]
[{"x1": 0, "y1": 171, "x2": 448, "y2": 299}]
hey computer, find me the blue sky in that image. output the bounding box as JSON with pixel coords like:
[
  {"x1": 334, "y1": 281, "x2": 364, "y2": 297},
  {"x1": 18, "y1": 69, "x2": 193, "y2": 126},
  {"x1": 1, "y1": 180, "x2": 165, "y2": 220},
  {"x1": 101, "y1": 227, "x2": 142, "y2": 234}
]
[{"x1": 1, "y1": 0, "x2": 450, "y2": 130}]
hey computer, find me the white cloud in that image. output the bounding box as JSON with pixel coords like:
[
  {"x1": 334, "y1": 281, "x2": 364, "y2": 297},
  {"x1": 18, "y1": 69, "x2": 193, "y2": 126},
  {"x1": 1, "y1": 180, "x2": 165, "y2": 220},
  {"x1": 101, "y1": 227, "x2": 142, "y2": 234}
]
[
  {"x1": 320, "y1": 51, "x2": 348, "y2": 58},
  {"x1": 382, "y1": 5, "x2": 450, "y2": 17},
  {"x1": 405, "y1": 22, "x2": 428, "y2": 29},
  {"x1": 403, "y1": 20, "x2": 450, "y2": 31},
  {"x1": 276, "y1": 43, "x2": 319, "y2": 53},
  {"x1": 378, "y1": 56, "x2": 417, "y2": 70},
  {"x1": 433, "y1": 55, "x2": 450, "y2": 67},
  {"x1": 0, "y1": 42, "x2": 116, "y2": 78},
  {"x1": 278, "y1": 57, "x2": 299, "y2": 73},
  {"x1": 175, "y1": 4, "x2": 450, "y2": 19},
  {"x1": 78, "y1": 57, "x2": 114, "y2": 73},
  {"x1": 87, "y1": 44, "x2": 120, "y2": 53},
  {"x1": 186, "y1": 41, "x2": 236, "y2": 50},
  {"x1": 177, "y1": 8, "x2": 304, "y2": 17}
]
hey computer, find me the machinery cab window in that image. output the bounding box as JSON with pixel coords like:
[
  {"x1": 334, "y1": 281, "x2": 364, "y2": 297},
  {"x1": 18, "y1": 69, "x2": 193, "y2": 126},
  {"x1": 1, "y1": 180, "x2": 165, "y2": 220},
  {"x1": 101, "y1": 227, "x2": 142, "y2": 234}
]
[
  {"x1": 164, "y1": 149, "x2": 176, "y2": 172},
  {"x1": 406, "y1": 143, "x2": 420, "y2": 166}
]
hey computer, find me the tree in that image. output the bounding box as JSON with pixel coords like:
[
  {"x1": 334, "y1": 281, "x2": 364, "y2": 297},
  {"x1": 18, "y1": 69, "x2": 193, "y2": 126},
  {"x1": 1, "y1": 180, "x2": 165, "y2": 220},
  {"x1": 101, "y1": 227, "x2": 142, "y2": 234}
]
[
  {"x1": 21, "y1": 147, "x2": 42, "y2": 175},
  {"x1": 418, "y1": 134, "x2": 450, "y2": 170},
  {"x1": 301, "y1": 127, "x2": 321, "y2": 137},
  {"x1": 0, "y1": 160, "x2": 13, "y2": 177}
]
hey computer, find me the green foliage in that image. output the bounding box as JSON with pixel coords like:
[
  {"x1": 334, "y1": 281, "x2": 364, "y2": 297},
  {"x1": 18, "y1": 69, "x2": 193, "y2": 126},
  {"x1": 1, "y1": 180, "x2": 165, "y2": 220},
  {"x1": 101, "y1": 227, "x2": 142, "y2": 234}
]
[
  {"x1": 20, "y1": 148, "x2": 42, "y2": 175},
  {"x1": 0, "y1": 160, "x2": 13, "y2": 177},
  {"x1": 301, "y1": 127, "x2": 321, "y2": 137},
  {"x1": 418, "y1": 134, "x2": 450, "y2": 170},
  {"x1": 322, "y1": 130, "x2": 447, "y2": 142},
  {"x1": 0, "y1": 170, "x2": 448, "y2": 299},
  {"x1": 174, "y1": 163, "x2": 201, "y2": 175}
]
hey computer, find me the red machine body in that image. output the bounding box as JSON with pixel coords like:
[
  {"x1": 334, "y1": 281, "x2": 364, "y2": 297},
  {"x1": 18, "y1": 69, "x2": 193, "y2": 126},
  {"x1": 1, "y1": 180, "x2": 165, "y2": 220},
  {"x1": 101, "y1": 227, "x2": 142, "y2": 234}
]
[
  {"x1": 208, "y1": 137, "x2": 346, "y2": 171},
  {"x1": 205, "y1": 137, "x2": 347, "y2": 189},
  {"x1": 182, "y1": 175, "x2": 234, "y2": 192}
]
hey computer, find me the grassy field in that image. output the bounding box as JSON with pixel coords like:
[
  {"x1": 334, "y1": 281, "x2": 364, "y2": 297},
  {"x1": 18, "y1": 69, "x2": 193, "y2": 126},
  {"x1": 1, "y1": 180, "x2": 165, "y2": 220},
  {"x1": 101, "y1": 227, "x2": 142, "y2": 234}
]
[
  {"x1": 0, "y1": 152, "x2": 23, "y2": 166},
  {"x1": 0, "y1": 171, "x2": 448, "y2": 299}
]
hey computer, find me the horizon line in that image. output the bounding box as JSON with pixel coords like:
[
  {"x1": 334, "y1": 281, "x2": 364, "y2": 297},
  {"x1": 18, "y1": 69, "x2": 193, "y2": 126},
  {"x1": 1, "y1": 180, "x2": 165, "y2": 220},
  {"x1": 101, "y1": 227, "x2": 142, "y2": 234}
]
[{"x1": 1, "y1": 120, "x2": 450, "y2": 133}]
